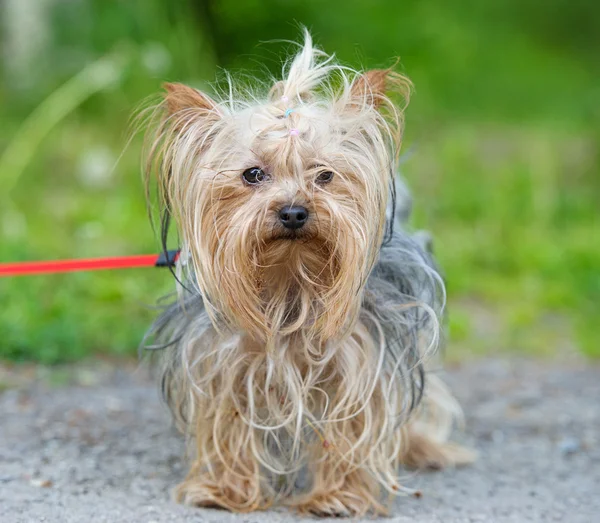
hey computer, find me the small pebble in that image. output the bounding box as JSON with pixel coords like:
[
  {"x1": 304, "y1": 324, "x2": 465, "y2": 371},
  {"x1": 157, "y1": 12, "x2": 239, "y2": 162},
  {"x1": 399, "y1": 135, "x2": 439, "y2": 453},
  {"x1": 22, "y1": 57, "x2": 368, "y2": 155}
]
[
  {"x1": 558, "y1": 438, "x2": 580, "y2": 456},
  {"x1": 30, "y1": 478, "x2": 53, "y2": 488}
]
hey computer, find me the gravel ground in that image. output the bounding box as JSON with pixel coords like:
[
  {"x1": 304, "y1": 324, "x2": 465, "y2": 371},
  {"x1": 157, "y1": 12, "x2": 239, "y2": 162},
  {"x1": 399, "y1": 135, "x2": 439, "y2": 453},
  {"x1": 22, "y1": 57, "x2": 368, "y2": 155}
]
[{"x1": 1, "y1": 357, "x2": 598, "y2": 523}]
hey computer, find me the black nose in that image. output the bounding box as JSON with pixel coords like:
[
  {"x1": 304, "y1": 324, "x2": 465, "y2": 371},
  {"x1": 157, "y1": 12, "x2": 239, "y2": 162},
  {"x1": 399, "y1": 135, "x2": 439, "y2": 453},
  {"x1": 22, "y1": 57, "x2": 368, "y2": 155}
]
[{"x1": 279, "y1": 205, "x2": 309, "y2": 230}]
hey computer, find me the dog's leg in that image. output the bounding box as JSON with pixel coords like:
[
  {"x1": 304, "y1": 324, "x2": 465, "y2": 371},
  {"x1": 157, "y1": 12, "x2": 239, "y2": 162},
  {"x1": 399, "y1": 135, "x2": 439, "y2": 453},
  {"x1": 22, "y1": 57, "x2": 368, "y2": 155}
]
[
  {"x1": 288, "y1": 404, "x2": 396, "y2": 517},
  {"x1": 401, "y1": 431, "x2": 475, "y2": 470},
  {"x1": 288, "y1": 426, "x2": 393, "y2": 518},
  {"x1": 290, "y1": 463, "x2": 388, "y2": 518},
  {"x1": 401, "y1": 373, "x2": 476, "y2": 470},
  {"x1": 174, "y1": 410, "x2": 272, "y2": 512}
]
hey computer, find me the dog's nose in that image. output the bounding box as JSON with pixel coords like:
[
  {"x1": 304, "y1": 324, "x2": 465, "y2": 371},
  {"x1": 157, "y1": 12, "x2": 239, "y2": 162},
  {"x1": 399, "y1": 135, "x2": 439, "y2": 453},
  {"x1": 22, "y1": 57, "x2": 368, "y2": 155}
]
[{"x1": 279, "y1": 205, "x2": 309, "y2": 230}]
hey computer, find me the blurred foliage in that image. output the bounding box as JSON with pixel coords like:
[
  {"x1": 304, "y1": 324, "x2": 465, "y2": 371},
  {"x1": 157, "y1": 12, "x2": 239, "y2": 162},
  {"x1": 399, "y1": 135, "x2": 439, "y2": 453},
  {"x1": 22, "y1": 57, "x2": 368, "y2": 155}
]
[{"x1": 0, "y1": 0, "x2": 598, "y2": 363}]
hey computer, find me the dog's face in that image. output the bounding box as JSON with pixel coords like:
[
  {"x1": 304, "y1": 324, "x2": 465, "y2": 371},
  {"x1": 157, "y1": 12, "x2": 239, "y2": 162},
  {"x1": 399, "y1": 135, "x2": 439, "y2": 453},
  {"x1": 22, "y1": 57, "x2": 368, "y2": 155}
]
[{"x1": 148, "y1": 55, "x2": 409, "y2": 345}]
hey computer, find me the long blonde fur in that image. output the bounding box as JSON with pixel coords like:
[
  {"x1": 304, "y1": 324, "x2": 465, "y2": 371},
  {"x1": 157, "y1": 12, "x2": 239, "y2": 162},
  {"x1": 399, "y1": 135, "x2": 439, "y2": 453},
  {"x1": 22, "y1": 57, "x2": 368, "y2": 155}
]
[{"x1": 143, "y1": 31, "x2": 472, "y2": 517}]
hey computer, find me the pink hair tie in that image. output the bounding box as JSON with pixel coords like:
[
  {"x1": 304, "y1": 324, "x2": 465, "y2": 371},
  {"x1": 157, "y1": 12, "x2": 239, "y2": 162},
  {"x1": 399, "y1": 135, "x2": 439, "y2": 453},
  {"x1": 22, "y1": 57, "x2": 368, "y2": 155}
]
[{"x1": 289, "y1": 128, "x2": 299, "y2": 136}]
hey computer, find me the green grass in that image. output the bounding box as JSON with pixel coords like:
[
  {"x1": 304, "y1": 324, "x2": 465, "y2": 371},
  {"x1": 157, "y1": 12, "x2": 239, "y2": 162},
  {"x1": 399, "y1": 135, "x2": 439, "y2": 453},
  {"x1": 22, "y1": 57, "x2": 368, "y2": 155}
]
[
  {"x1": 406, "y1": 125, "x2": 599, "y2": 358},
  {"x1": 0, "y1": 0, "x2": 598, "y2": 363}
]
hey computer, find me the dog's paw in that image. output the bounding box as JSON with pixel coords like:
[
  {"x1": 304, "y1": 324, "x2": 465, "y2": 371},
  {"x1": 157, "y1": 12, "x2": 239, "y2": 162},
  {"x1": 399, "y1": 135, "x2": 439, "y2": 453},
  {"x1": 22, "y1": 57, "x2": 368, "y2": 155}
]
[
  {"x1": 174, "y1": 478, "x2": 270, "y2": 513},
  {"x1": 290, "y1": 490, "x2": 387, "y2": 518},
  {"x1": 402, "y1": 434, "x2": 477, "y2": 470}
]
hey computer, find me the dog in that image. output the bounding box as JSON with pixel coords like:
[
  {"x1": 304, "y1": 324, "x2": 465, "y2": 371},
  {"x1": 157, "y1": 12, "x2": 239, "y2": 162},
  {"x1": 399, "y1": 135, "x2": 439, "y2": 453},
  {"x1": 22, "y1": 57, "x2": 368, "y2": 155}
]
[{"x1": 142, "y1": 32, "x2": 473, "y2": 517}]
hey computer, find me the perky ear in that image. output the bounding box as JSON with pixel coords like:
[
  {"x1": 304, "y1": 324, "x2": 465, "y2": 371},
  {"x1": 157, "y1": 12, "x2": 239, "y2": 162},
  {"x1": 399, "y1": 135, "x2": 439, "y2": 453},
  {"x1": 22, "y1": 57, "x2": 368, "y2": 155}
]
[
  {"x1": 349, "y1": 68, "x2": 411, "y2": 110},
  {"x1": 350, "y1": 69, "x2": 390, "y2": 109},
  {"x1": 144, "y1": 83, "x2": 222, "y2": 218},
  {"x1": 160, "y1": 82, "x2": 222, "y2": 138},
  {"x1": 163, "y1": 82, "x2": 219, "y2": 116},
  {"x1": 345, "y1": 69, "x2": 412, "y2": 155}
]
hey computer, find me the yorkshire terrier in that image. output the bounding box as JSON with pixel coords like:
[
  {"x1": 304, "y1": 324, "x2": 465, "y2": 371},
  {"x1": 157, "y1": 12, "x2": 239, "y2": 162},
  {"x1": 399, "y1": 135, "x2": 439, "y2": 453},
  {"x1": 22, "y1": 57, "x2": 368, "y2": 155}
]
[{"x1": 143, "y1": 32, "x2": 473, "y2": 517}]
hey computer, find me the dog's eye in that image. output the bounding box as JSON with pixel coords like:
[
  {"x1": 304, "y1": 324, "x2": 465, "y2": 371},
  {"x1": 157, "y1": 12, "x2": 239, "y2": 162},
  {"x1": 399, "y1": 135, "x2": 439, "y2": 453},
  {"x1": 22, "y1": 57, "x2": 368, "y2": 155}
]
[
  {"x1": 315, "y1": 170, "x2": 334, "y2": 184},
  {"x1": 242, "y1": 167, "x2": 268, "y2": 185}
]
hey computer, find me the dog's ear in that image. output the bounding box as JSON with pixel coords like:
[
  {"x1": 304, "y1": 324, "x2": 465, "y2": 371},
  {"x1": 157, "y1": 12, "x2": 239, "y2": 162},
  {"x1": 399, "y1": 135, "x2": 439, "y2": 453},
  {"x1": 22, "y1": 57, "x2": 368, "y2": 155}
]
[
  {"x1": 349, "y1": 68, "x2": 411, "y2": 110},
  {"x1": 163, "y1": 82, "x2": 218, "y2": 115},
  {"x1": 162, "y1": 83, "x2": 223, "y2": 136},
  {"x1": 350, "y1": 69, "x2": 390, "y2": 109},
  {"x1": 344, "y1": 68, "x2": 411, "y2": 154}
]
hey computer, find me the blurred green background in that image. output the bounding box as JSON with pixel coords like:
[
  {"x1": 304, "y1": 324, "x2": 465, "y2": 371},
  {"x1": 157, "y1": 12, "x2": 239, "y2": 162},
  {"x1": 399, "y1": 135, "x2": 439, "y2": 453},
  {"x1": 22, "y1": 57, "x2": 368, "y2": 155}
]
[{"x1": 0, "y1": 0, "x2": 598, "y2": 363}]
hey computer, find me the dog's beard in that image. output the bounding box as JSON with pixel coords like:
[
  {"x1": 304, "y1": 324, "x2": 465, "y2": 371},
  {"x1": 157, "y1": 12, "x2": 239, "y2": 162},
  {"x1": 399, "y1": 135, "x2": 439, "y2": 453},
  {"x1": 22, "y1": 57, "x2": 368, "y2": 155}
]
[
  {"x1": 259, "y1": 236, "x2": 338, "y2": 340},
  {"x1": 188, "y1": 202, "x2": 375, "y2": 348}
]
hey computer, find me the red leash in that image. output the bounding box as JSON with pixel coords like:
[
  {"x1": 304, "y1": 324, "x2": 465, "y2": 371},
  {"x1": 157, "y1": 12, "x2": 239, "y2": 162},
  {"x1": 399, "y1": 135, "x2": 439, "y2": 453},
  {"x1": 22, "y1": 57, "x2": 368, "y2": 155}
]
[{"x1": 0, "y1": 250, "x2": 179, "y2": 277}]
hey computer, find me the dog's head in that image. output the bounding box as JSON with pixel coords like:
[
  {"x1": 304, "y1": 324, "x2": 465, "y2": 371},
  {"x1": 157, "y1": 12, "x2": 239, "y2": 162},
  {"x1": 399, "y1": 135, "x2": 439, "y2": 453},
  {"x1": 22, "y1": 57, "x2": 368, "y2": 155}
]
[{"x1": 146, "y1": 33, "x2": 411, "y2": 344}]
